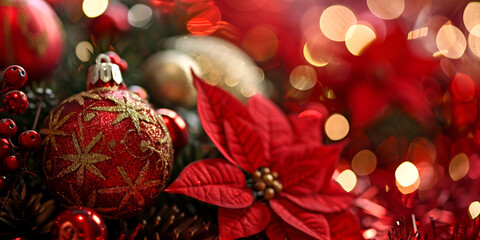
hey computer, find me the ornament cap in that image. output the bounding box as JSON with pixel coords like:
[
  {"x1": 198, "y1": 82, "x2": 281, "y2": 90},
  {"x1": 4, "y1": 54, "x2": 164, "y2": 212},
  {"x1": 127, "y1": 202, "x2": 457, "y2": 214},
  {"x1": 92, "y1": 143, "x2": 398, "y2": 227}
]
[{"x1": 87, "y1": 53, "x2": 124, "y2": 89}]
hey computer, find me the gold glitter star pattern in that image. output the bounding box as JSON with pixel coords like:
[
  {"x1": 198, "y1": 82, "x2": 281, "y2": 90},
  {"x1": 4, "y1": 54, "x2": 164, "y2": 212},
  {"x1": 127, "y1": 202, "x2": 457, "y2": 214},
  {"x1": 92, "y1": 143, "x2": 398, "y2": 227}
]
[
  {"x1": 56, "y1": 131, "x2": 110, "y2": 186},
  {"x1": 91, "y1": 93, "x2": 155, "y2": 132},
  {"x1": 62, "y1": 91, "x2": 101, "y2": 106},
  {"x1": 98, "y1": 161, "x2": 163, "y2": 210},
  {"x1": 40, "y1": 107, "x2": 76, "y2": 150}
]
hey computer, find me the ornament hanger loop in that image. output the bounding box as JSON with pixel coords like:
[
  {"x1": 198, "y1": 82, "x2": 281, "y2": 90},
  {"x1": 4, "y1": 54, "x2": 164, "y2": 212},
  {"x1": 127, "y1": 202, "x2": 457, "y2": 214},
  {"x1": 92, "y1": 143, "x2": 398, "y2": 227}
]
[{"x1": 96, "y1": 53, "x2": 111, "y2": 64}]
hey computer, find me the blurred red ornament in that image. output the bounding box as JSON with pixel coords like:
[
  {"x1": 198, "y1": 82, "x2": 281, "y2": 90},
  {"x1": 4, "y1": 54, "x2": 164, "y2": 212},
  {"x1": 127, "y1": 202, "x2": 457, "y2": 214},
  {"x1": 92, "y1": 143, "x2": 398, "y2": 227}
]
[
  {"x1": 50, "y1": 207, "x2": 107, "y2": 240},
  {"x1": 3, "y1": 90, "x2": 29, "y2": 115},
  {"x1": 0, "y1": 0, "x2": 64, "y2": 81},
  {"x1": 41, "y1": 53, "x2": 173, "y2": 218},
  {"x1": 89, "y1": 2, "x2": 130, "y2": 42},
  {"x1": 0, "y1": 118, "x2": 17, "y2": 139},
  {"x1": 128, "y1": 85, "x2": 148, "y2": 100},
  {"x1": 3, "y1": 155, "x2": 22, "y2": 172},
  {"x1": 157, "y1": 108, "x2": 188, "y2": 151},
  {"x1": 106, "y1": 51, "x2": 128, "y2": 73},
  {"x1": 1, "y1": 65, "x2": 27, "y2": 91},
  {"x1": 18, "y1": 130, "x2": 41, "y2": 150}
]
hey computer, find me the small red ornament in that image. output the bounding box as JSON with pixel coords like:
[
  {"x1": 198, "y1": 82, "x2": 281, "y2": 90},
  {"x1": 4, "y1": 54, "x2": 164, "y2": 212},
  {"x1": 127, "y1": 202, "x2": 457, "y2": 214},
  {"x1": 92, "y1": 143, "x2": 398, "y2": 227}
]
[
  {"x1": 0, "y1": 139, "x2": 10, "y2": 160},
  {"x1": 0, "y1": 175, "x2": 7, "y2": 191},
  {"x1": 3, "y1": 90, "x2": 29, "y2": 115},
  {"x1": 0, "y1": 0, "x2": 64, "y2": 81},
  {"x1": 157, "y1": 108, "x2": 189, "y2": 151},
  {"x1": 1, "y1": 65, "x2": 27, "y2": 90},
  {"x1": 18, "y1": 130, "x2": 41, "y2": 150},
  {"x1": 106, "y1": 51, "x2": 128, "y2": 73},
  {"x1": 0, "y1": 118, "x2": 17, "y2": 139},
  {"x1": 41, "y1": 53, "x2": 173, "y2": 219},
  {"x1": 3, "y1": 155, "x2": 22, "y2": 172},
  {"x1": 50, "y1": 207, "x2": 107, "y2": 240},
  {"x1": 89, "y1": 2, "x2": 130, "y2": 42},
  {"x1": 128, "y1": 85, "x2": 148, "y2": 100}
]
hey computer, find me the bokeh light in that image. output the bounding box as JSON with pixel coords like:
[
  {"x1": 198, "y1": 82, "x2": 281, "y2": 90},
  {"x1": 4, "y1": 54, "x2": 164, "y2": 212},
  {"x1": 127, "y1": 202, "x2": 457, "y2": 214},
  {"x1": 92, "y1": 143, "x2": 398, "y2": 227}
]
[
  {"x1": 363, "y1": 228, "x2": 377, "y2": 239},
  {"x1": 325, "y1": 113, "x2": 350, "y2": 141},
  {"x1": 75, "y1": 41, "x2": 94, "y2": 62},
  {"x1": 436, "y1": 23, "x2": 466, "y2": 59},
  {"x1": 452, "y1": 73, "x2": 475, "y2": 102},
  {"x1": 320, "y1": 5, "x2": 357, "y2": 42},
  {"x1": 395, "y1": 161, "x2": 419, "y2": 187},
  {"x1": 242, "y1": 26, "x2": 278, "y2": 62},
  {"x1": 82, "y1": 0, "x2": 109, "y2": 18},
  {"x1": 366, "y1": 0, "x2": 404, "y2": 20},
  {"x1": 407, "y1": 27, "x2": 428, "y2": 40},
  {"x1": 335, "y1": 169, "x2": 357, "y2": 192},
  {"x1": 289, "y1": 65, "x2": 317, "y2": 90},
  {"x1": 408, "y1": 137, "x2": 436, "y2": 164},
  {"x1": 416, "y1": 161, "x2": 437, "y2": 191},
  {"x1": 345, "y1": 24, "x2": 376, "y2": 56},
  {"x1": 351, "y1": 149, "x2": 377, "y2": 176},
  {"x1": 463, "y1": 2, "x2": 480, "y2": 37},
  {"x1": 128, "y1": 4, "x2": 153, "y2": 28},
  {"x1": 469, "y1": 201, "x2": 480, "y2": 219},
  {"x1": 468, "y1": 31, "x2": 480, "y2": 58},
  {"x1": 303, "y1": 41, "x2": 330, "y2": 67},
  {"x1": 449, "y1": 153, "x2": 469, "y2": 181}
]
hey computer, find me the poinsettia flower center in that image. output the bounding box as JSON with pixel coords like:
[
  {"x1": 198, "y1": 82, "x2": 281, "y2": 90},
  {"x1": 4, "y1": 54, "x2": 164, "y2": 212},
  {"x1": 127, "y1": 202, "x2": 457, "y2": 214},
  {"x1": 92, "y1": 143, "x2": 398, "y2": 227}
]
[{"x1": 249, "y1": 167, "x2": 283, "y2": 201}]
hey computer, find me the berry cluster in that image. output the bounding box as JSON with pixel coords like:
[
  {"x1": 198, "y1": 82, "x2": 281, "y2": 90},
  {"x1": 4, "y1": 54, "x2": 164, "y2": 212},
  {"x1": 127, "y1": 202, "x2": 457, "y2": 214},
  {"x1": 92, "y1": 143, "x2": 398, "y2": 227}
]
[{"x1": 0, "y1": 65, "x2": 41, "y2": 192}]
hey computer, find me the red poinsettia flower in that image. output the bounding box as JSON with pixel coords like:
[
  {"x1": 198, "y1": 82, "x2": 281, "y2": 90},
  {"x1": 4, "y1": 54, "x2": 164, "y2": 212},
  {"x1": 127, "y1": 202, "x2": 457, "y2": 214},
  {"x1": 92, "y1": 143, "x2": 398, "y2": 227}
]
[{"x1": 166, "y1": 74, "x2": 363, "y2": 239}]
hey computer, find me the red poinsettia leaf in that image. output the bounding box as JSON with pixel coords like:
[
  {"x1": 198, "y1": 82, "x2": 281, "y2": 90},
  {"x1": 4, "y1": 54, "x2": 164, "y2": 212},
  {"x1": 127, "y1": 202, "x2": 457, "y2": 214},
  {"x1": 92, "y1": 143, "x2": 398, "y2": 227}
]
[
  {"x1": 269, "y1": 198, "x2": 330, "y2": 239},
  {"x1": 218, "y1": 202, "x2": 270, "y2": 240},
  {"x1": 224, "y1": 113, "x2": 265, "y2": 172},
  {"x1": 279, "y1": 143, "x2": 344, "y2": 194},
  {"x1": 165, "y1": 158, "x2": 254, "y2": 208},
  {"x1": 348, "y1": 83, "x2": 389, "y2": 128},
  {"x1": 325, "y1": 210, "x2": 364, "y2": 240},
  {"x1": 193, "y1": 72, "x2": 252, "y2": 166},
  {"x1": 266, "y1": 215, "x2": 320, "y2": 240},
  {"x1": 247, "y1": 94, "x2": 293, "y2": 164},
  {"x1": 280, "y1": 181, "x2": 353, "y2": 213}
]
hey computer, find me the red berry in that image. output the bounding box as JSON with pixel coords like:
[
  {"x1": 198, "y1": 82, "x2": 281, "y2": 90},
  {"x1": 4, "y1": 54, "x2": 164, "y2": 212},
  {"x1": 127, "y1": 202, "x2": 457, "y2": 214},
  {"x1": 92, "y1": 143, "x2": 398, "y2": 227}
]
[
  {"x1": 4, "y1": 90, "x2": 28, "y2": 115},
  {"x1": 2, "y1": 65, "x2": 27, "y2": 89},
  {"x1": 0, "y1": 139, "x2": 11, "y2": 160},
  {"x1": 106, "y1": 51, "x2": 128, "y2": 72},
  {"x1": 3, "y1": 155, "x2": 22, "y2": 172},
  {"x1": 0, "y1": 118, "x2": 17, "y2": 138},
  {"x1": 18, "y1": 130, "x2": 41, "y2": 150},
  {"x1": 0, "y1": 176, "x2": 7, "y2": 192}
]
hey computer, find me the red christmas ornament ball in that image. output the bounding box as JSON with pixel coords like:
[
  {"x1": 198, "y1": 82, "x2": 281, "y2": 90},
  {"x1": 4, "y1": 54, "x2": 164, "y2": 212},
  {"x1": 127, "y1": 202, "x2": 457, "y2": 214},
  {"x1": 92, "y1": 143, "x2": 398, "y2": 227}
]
[
  {"x1": 156, "y1": 108, "x2": 189, "y2": 151},
  {"x1": 3, "y1": 90, "x2": 29, "y2": 115},
  {"x1": 50, "y1": 207, "x2": 107, "y2": 240},
  {"x1": 2, "y1": 65, "x2": 27, "y2": 90},
  {"x1": 0, "y1": 118, "x2": 17, "y2": 139},
  {"x1": 41, "y1": 87, "x2": 173, "y2": 219},
  {"x1": 0, "y1": 0, "x2": 64, "y2": 81}
]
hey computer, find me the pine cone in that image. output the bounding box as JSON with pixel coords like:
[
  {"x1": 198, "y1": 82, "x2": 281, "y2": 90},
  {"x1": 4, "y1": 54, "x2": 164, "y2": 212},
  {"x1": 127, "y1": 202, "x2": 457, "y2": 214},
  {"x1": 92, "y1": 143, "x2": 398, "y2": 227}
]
[
  {"x1": 127, "y1": 204, "x2": 218, "y2": 240},
  {"x1": 0, "y1": 184, "x2": 55, "y2": 239}
]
